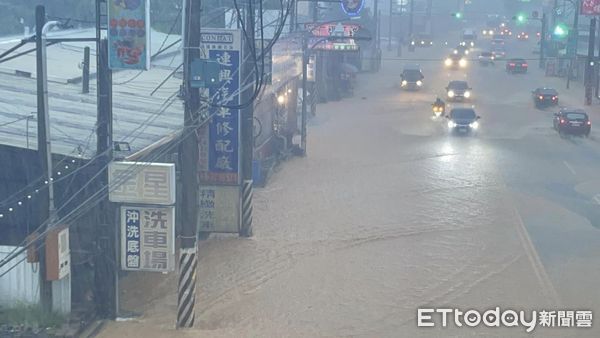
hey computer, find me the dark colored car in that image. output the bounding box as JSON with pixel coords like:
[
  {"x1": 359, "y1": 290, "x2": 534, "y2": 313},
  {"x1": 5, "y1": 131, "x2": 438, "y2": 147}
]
[
  {"x1": 400, "y1": 65, "x2": 425, "y2": 90},
  {"x1": 506, "y1": 58, "x2": 528, "y2": 73},
  {"x1": 446, "y1": 80, "x2": 472, "y2": 101},
  {"x1": 532, "y1": 87, "x2": 558, "y2": 107},
  {"x1": 444, "y1": 54, "x2": 467, "y2": 69},
  {"x1": 491, "y1": 46, "x2": 506, "y2": 59},
  {"x1": 446, "y1": 108, "x2": 481, "y2": 134},
  {"x1": 553, "y1": 109, "x2": 591, "y2": 136}
]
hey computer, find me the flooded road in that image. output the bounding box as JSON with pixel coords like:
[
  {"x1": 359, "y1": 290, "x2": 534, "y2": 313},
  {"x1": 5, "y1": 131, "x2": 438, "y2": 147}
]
[{"x1": 101, "y1": 35, "x2": 600, "y2": 338}]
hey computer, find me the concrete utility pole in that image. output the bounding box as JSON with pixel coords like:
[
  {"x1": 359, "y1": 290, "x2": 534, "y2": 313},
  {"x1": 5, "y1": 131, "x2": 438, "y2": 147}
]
[
  {"x1": 566, "y1": 0, "x2": 580, "y2": 89},
  {"x1": 585, "y1": 17, "x2": 596, "y2": 105},
  {"x1": 178, "y1": 0, "x2": 201, "y2": 328},
  {"x1": 35, "y1": 4, "x2": 53, "y2": 314},
  {"x1": 301, "y1": 35, "x2": 308, "y2": 155},
  {"x1": 408, "y1": 0, "x2": 415, "y2": 52},
  {"x1": 239, "y1": 0, "x2": 255, "y2": 237},
  {"x1": 540, "y1": 12, "x2": 547, "y2": 69},
  {"x1": 388, "y1": 0, "x2": 393, "y2": 51},
  {"x1": 82, "y1": 46, "x2": 90, "y2": 94}
]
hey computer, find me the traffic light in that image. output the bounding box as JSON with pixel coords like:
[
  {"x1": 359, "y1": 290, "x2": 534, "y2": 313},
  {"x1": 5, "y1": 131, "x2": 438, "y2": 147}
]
[
  {"x1": 452, "y1": 12, "x2": 463, "y2": 19},
  {"x1": 553, "y1": 23, "x2": 568, "y2": 37},
  {"x1": 516, "y1": 13, "x2": 526, "y2": 23}
]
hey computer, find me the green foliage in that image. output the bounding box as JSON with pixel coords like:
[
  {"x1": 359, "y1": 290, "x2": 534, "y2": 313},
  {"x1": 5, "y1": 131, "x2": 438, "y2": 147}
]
[{"x1": 0, "y1": 304, "x2": 65, "y2": 329}]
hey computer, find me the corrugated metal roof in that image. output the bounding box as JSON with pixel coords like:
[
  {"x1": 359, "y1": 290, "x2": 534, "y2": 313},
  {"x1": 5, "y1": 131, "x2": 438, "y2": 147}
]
[{"x1": 0, "y1": 29, "x2": 184, "y2": 159}]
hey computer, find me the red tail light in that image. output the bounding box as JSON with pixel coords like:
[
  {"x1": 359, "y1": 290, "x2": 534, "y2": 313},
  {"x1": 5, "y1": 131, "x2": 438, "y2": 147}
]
[
  {"x1": 509, "y1": 63, "x2": 515, "y2": 66},
  {"x1": 552, "y1": 96, "x2": 557, "y2": 100},
  {"x1": 539, "y1": 96, "x2": 544, "y2": 100},
  {"x1": 522, "y1": 64, "x2": 528, "y2": 67},
  {"x1": 560, "y1": 119, "x2": 566, "y2": 124},
  {"x1": 587, "y1": 121, "x2": 592, "y2": 125}
]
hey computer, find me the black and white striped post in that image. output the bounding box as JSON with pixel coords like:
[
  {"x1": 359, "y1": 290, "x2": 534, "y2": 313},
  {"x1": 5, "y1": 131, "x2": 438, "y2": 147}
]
[
  {"x1": 240, "y1": 179, "x2": 253, "y2": 237},
  {"x1": 177, "y1": 247, "x2": 197, "y2": 328}
]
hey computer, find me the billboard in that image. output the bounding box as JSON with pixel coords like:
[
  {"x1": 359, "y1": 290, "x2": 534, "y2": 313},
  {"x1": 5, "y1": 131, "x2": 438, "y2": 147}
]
[
  {"x1": 121, "y1": 206, "x2": 175, "y2": 272},
  {"x1": 108, "y1": 0, "x2": 151, "y2": 70},
  {"x1": 341, "y1": 0, "x2": 365, "y2": 16},
  {"x1": 198, "y1": 29, "x2": 242, "y2": 186},
  {"x1": 582, "y1": 0, "x2": 600, "y2": 15},
  {"x1": 108, "y1": 162, "x2": 176, "y2": 205}
]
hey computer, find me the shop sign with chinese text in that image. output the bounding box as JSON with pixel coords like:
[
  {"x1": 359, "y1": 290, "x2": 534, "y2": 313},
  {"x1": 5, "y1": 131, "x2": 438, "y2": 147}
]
[
  {"x1": 108, "y1": 161, "x2": 176, "y2": 205},
  {"x1": 197, "y1": 185, "x2": 240, "y2": 233},
  {"x1": 198, "y1": 29, "x2": 242, "y2": 186},
  {"x1": 108, "y1": 0, "x2": 151, "y2": 70},
  {"x1": 121, "y1": 206, "x2": 175, "y2": 272},
  {"x1": 582, "y1": 0, "x2": 600, "y2": 15}
]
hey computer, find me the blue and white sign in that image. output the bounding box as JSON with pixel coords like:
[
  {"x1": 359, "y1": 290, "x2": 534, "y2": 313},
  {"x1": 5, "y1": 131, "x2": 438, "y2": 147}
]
[
  {"x1": 198, "y1": 29, "x2": 242, "y2": 186},
  {"x1": 121, "y1": 206, "x2": 175, "y2": 272},
  {"x1": 341, "y1": 0, "x2": 364, "y2": 16}
]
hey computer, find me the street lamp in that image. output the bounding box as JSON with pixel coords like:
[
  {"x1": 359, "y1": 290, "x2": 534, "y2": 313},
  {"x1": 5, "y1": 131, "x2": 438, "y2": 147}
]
[{"x1": 40, "y1": 20, "x2": 60, "y2": 222}]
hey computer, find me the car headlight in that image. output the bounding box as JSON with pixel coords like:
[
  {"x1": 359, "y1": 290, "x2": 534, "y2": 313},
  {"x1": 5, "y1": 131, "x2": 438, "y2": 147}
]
[
  {"x1": 491, "y1": 56, "x2": 495, "y2": 60},
  {"x1": 401, "y1": 80, "x2": 407, "y2": 86},
  {"x1": 448, "y1": 90, "x2": 455, "y2": 98},
  {"x1": 465, "y1": 50, "x2": 469, "y2": 55},
  {"x1": 421, "y1": 40, "x2": 425, "y2": 44},
  {"x1": 464, "y1": 91, "x2": 471, "y2": 98},
  {"x1": 416, "y1": 80, "x2": 422, "y2": 86},
  {"x1": 448, "y1": 121, "x2": 457, "y2": 128},
  {"x1": 469, "y1": 121, "x2": 479, "y2": 129},
  {"x1": 459, "y1": 59, "x2": 467, "y2": 67},
  {"x1": 445, "y1": 58, "x2": 452, "y2": 66},
  {"x1": 453, "y1": 50, "x2": 458, "y2": 54},
  {"x1": 482, "y1": 30, "x2": 487, "y2": 35},
  {"x1": 411, "y1": 41, "x2": 415, "y2": 45},
  {"x1": 470, "y1": 42, "x2": 475, "y2": 47}
]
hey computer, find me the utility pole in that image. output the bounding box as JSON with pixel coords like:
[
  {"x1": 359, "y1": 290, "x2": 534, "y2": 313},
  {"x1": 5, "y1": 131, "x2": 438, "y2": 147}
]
[
  {"x1": 585, "y1": 17, "x2": 596, "y2": 105},
  {"x1": 301, "y1": 35, "x2": 308, "y2": 155},
  {"x1": 35, "y1": 4, "x2": 52, "y2": 314},
  {"x1": 240, "y1": 0, "x2": 255, "y2": 237},
  {"x1": 540, "y1": 12, "x2": 547, "y2": 69},
  {"x1": 177, "y1": 0, "x2": 201, "y2": 329},
  {"x1": 408, "y1": 0, "x2": 414, "y2": 52},
  {"x1": 551, "y1": 0, "x2": 559, "y2": 29},
  {"x1": 388, "y1": 0, "x2": 392, "y2": 51},
  {"x1": 82, "y1": 46, "x2": 90, "y2": 94},
  {"x1": 94, "y1": 0, "x2": 115, "y2": 319},
  {"x1": 567, "y1": 0, "x2": 579, "y2": 89}
]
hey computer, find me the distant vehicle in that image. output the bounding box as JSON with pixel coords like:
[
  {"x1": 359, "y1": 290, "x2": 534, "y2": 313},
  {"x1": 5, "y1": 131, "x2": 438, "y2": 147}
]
[
  {"x1": 491, "y1": 38, "x2": 505, "y2": 45},
  {"x1": 446, "y1": 80, "x2": 472, "y2": 101},
  {"x1": 478, "y1": 51, "x2": 495, "y2": 66},
  {"x1": 444, "y1": 54, "x2": 467, "y2": 69},
  {"x1": 491, "y1": 46, "x2": 507, "y2": 59},
  {"x1": 506, "y1": 58, "x2": 528, "y2": 73},
  {"x1": 517, "y1": 32, "x2": 529, "y2": 40},
  {"x1": 400, "y1": 64, "x2": 425, "y2": 90},
  {"x1": 462, "y1": 29, "x2": 477, "y2": 46},
  {"x1": 411, "y1": 33, "x2": 433, "y2": 47},
  {"x1": 532, "y1": 87, "x2": 559, "y2": 108},
  {"x1": 454, "y1": 45, "x2": 470, "y2": 56},
  {"x1": 446, "y1": 108, "x2": 481, "y2": 134},
  {"x1": 553, "y1": 109, "x2": 591, "y2": 136},
  {"x1": 492, "y1": 33, "x2": 507, "y2": 40},
  {"x1": 499, "y1": 27, "x2": 512, "y2": 36},
  {"x1": 482, "y1": 28, "x2": 495, "y2": 36}
]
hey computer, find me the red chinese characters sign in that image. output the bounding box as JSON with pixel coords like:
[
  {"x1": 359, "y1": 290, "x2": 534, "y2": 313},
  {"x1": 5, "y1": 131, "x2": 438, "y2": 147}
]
[{"x1": 581, "y1": 0, "x2": 600, "y2": 15}]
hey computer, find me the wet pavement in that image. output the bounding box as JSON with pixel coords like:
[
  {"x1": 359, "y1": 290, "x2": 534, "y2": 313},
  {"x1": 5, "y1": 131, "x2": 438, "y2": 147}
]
[{"x1": 100, "y1": 36, "x2": 600, "y2": 337}]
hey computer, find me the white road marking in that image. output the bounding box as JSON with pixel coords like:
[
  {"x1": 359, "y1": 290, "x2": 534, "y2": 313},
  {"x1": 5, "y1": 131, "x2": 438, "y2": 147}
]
[
  {"x1": 563, "y1": 161, "x2": 576, "y2": 175},
  {"x1": 511, "y1": 205, "x2": 561, "y2": 307}
]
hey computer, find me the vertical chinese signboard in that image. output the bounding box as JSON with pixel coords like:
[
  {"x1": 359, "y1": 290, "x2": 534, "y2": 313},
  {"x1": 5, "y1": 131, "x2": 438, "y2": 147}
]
[
  {"x1": 121, "y1": 206, "x2": 175, "y2": 272},
  {"x1": 107, "y1": 0, "x2": 151, "y2": 70},
  {"x1": 197, "y1": 29, "x2": 243, "y2": 233},
  {"x1": 109, "y1": 161, "x2": 176, "y2": 272},
  {"x1": 581, "y1": 0, "x2": 600, "y2": 15}
]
